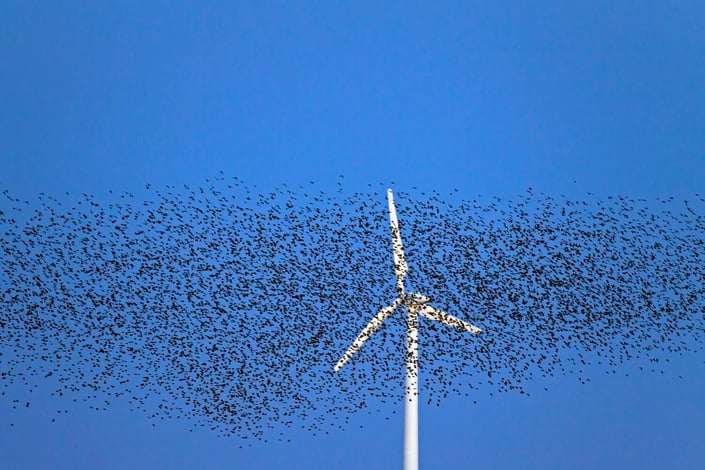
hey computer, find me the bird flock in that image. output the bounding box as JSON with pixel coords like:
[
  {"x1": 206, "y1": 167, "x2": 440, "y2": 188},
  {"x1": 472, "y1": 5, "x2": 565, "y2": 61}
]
[{"x1": 1, "y1": 175, "x2": 704, "y2": 442}]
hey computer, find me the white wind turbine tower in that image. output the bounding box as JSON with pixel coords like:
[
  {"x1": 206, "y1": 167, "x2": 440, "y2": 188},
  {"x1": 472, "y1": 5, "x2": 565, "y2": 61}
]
[{"x1": 334, "y1": 189, "x2": 482, "y2": 470}]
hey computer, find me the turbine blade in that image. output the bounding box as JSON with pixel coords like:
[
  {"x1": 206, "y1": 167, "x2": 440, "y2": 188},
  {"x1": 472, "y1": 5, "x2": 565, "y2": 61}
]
[
  {"x1": 416, "y1": 304, "x2": 482, "y2": 335},
  {"x1": 387, "y1": 189, "x2": 407, "y2": 294},
  {"x1": 334, "y1": 297, "x2": 403, "y2": 371}
]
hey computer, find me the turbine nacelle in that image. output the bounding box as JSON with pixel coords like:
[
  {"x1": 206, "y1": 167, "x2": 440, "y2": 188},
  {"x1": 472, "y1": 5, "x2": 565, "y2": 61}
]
[{"x1": 405, "y1": 293, "x2": 431, "y2": 305}]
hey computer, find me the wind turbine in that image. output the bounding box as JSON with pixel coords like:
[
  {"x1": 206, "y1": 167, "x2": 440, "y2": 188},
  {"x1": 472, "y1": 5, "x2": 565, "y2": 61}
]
[{"x1": 334, "y1": 189, "x2": 482, "y2": 470}]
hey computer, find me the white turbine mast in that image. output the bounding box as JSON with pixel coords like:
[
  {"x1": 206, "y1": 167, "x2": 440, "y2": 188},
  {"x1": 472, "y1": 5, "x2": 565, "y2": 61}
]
[{"x1": 334, "y1": 189, "x2": 482, "y2": 470}]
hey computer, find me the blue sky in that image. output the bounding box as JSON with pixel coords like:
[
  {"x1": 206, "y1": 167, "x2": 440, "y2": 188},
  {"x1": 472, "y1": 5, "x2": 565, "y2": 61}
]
[{"x1": 1, "y1": 2, "x2": 705, "y2": 469}]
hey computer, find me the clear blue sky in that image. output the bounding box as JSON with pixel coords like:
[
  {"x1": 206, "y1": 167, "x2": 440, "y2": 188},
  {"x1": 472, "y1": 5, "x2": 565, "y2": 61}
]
[{"x1": 1, "y1": 2, "x2": 705, "y2": 469}]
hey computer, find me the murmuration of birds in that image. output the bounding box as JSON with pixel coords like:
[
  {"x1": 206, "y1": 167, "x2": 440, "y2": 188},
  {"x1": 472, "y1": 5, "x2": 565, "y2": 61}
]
[{"x1": 1, "y1": 175, "x2": 704, "y2": 442}]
